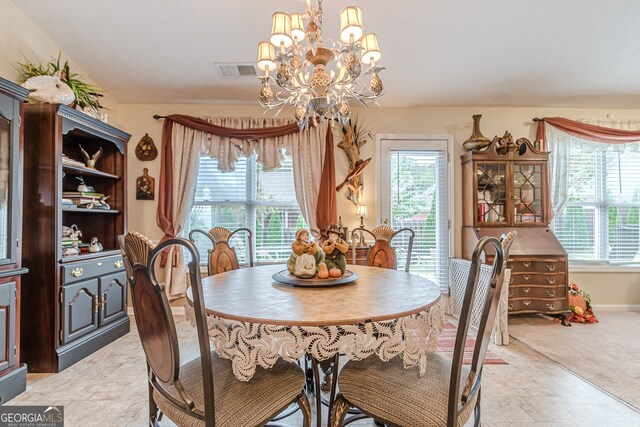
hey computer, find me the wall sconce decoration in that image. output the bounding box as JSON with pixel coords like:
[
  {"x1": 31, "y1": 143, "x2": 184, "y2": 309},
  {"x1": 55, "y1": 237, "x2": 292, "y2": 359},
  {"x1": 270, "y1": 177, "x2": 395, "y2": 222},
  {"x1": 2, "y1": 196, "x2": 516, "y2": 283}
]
[
  {"x1": 336, "y1": 117, "x2": 373, "y2": 205},
  {"x1": 135, "y1": 133, "x2": 158, "y2": 161},
  {"x1": 136, "y1": 168, "x2": 155, "y2": 200}
]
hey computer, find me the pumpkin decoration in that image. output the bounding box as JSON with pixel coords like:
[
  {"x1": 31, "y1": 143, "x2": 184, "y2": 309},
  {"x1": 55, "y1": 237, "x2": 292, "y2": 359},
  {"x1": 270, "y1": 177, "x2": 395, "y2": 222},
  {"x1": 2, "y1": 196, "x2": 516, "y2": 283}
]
[
  {"x1": 567, "y1": 283, "x2": 598, "y2": 324},
  {"x1": 329, "y1": 267, "x2": 342, "y2": 278},
  {"x1": 317, "y1": 262, "x2": 329, "y2": 279}
]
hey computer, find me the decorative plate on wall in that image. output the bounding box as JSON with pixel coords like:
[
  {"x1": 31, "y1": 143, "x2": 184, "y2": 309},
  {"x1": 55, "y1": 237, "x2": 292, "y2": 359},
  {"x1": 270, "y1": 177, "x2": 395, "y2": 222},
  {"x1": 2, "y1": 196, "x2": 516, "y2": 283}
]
[{"x1": 135, "y1": 133, "x2": 158, "y2": 161}]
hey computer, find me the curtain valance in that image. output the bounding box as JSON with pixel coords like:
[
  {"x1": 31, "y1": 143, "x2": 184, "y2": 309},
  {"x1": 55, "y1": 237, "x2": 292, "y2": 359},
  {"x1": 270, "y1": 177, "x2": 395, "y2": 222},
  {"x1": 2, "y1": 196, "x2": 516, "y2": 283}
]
[
  {"x1": 155, "y1": 114, "x2": 337, "y2": 297},
  {"x1": 536, "y1": 117, "x2": 640, "y2": 145}
]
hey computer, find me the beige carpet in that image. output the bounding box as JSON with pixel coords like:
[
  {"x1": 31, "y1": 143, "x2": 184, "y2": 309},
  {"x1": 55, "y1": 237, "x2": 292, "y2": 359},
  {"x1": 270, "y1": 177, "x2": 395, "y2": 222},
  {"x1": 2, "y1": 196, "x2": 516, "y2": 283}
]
[{"x1": 509, "y1": 311, "x2": 640, "y2": 411}]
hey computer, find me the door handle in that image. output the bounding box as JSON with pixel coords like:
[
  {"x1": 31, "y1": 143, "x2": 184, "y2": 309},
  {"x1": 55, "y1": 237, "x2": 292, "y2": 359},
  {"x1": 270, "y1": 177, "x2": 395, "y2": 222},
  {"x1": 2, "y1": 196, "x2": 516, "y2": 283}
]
[
  {"x1": 100, "y1": 293, "x2": 106, "y2": 311},
  {"x1": 94, "y1": 296, "x2": 100, "y2": 313}
]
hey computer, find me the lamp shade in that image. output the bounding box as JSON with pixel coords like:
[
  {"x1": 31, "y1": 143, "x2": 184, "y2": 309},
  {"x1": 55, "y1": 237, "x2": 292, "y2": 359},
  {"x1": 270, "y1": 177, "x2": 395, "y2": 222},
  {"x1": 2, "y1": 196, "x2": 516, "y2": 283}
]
[
  {"x1": 290, "y1": 13, "x2": 305, "y2": 42},
  {"x1": 340, "y1": 6, "x2": 363, "y2": 43},
  {"x1": 270, "y1": 12, "x2": 293, "y2": 47},
  {"x1": 356, "y1": 205, "x2": 368, "y2": 217},
  {"x1": 256, "y1": 41, "x2": 276, "y2": 71},
  {"x1": 360, "y1": 33, "x2": 381, "y2": 64}
]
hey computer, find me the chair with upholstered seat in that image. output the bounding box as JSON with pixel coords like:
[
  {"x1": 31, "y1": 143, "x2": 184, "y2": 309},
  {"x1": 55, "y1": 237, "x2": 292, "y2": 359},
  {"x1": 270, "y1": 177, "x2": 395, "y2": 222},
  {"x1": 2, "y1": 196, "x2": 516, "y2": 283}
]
[
  {"x1": 119, "y1": 231, "x2": 310, "y2": 426},
  {"x1": 189, "y1": 227, "x2": 253, "y2": 276},
  {"x1": 331, "y1": 232, "x2": 516, "y2": 427},
  {"x1": 350, "y1": 225, "x2": 415, "y2": 272}
]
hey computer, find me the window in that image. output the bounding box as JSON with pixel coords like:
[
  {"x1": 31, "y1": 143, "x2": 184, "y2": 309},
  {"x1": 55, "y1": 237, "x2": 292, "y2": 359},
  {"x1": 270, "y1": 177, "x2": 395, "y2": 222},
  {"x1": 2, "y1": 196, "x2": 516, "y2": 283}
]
[
  {"x1": 379, "y1": 137, "x2": 451, "y2": 290},
  {"x1": 188, "y1": 155, "x2": 303, "y2": 265},
  {"x1": 551, "y1": 143, "x2": 640, "y2": 264}
]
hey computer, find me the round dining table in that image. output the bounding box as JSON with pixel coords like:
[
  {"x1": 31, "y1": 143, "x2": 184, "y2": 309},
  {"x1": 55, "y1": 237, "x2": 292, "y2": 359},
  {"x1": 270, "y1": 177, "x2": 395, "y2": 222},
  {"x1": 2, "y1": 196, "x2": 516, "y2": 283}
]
[{"x1": 186, "y1": 264, "x2": 444, "y2": 425}]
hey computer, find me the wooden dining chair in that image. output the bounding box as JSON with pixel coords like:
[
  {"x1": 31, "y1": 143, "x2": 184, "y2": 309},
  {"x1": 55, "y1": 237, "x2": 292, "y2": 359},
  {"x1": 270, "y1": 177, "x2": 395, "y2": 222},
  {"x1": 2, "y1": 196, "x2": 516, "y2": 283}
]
[
  {"x1": 330, "y1": 231, "x2": 516, "y2": 427},
  {"x1": 119, "y1": 231, "x2": 310, "y2": 427},
  {"x1": 350, "y1": 225, "x2": 415, "y2": 272},
  {"x1": 189, "y1": 227, "x2": 253, "y2": 276}
]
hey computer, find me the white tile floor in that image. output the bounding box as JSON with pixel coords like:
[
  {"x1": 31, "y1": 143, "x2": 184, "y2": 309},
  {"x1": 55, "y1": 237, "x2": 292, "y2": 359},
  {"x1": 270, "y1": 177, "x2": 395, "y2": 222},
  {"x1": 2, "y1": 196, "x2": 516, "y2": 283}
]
[{"x1": 7, "y1": 315, "x2": 640, "y2": 426}]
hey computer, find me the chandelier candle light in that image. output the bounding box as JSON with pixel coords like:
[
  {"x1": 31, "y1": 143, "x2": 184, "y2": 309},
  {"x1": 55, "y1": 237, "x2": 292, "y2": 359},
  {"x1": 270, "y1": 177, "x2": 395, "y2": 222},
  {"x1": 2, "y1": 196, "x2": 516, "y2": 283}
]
[{"x1": 256, "y1": 0, "x2": 385, "y2": 129}]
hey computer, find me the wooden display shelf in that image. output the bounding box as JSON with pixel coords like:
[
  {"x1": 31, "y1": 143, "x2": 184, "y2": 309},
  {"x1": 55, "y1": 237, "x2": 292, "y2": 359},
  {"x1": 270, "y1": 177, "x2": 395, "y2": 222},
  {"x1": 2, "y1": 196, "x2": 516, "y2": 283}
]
[
  {"x1": 62, "y1": 164, "x2": 120, "y2": 179},
  {"x1": 62, "y1": 207, "x2": 120, "y2": 214}
]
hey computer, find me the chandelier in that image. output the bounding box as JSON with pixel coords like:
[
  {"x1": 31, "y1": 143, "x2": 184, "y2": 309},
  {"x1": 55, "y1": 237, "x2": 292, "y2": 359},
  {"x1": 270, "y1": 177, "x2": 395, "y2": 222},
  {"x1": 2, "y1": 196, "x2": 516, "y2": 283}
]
[{"x1": 256, "y1": 0, "x2": 385, "y2": 129}]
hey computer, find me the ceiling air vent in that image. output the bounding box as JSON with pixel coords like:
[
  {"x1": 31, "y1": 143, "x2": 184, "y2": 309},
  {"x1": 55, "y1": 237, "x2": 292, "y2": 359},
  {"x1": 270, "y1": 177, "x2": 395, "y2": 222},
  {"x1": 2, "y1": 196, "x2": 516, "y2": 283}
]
[{"x1": 215, "y1": 63, "x2": 257, "y2": 78}]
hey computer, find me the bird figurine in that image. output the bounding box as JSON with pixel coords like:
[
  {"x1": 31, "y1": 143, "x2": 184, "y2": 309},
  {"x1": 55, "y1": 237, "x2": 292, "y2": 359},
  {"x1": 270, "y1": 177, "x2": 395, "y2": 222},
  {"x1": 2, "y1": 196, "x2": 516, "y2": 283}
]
[
  {"x1": 79, "y1": 144, "x2": 103, "y2": 169},
  {"x1": 21, "y1": 72, "x2": 76, "y2": 105},
  {"x1": 88, "y1": 237, "x2": 103, "y2": 253}
]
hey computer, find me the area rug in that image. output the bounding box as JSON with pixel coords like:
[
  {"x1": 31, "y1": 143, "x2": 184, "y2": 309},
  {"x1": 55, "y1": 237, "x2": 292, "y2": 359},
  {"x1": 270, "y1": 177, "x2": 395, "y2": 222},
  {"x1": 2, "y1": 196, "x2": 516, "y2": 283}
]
[
  {"x1": 509, "y1": 312, "x2": 640, "y2": 411},
  {"x1": 436, "y1": 322, "x2": 507, "y2": 365}
]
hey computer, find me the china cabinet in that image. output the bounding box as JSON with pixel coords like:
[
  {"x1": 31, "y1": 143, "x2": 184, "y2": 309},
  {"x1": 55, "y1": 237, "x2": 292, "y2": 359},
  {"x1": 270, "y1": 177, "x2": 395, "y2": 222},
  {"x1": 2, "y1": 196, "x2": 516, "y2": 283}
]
[
  {"x1": 461, "y1": 133, "x2": 569, "y2": 320},
  {"x1": 21, "y1": 103, "x2": 130, "y2": 372},
  {"x1": 0, "y1": 78, "x2": 29, "y2": 402}
]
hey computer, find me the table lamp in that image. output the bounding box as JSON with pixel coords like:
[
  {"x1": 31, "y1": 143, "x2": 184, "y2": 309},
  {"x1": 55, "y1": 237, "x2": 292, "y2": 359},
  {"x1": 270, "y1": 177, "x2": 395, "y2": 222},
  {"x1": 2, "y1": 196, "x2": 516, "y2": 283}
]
[{"x1": 356, "y1": 204, "x2": 368, "y2": 228}]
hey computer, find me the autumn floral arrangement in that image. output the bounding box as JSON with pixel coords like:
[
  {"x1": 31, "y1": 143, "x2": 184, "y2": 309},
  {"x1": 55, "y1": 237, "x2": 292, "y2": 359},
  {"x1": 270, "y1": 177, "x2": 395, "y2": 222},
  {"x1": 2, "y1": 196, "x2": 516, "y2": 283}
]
[{"x1": 567, "y1": 283, "x2": 599, "y2": 324}]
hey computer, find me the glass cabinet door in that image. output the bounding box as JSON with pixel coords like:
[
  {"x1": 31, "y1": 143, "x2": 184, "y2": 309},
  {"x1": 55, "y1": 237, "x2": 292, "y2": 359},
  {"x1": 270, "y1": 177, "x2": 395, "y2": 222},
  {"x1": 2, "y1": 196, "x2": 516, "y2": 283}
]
[
  {"x1": 513, "y1": 162, "x2": 544, "y2": 224},
  {"x1": 0, "y1": 115, "x2": 10, "y2": 260},
  {"x1": 476, "y1": 163, "x2": 507, "y2": 223}
]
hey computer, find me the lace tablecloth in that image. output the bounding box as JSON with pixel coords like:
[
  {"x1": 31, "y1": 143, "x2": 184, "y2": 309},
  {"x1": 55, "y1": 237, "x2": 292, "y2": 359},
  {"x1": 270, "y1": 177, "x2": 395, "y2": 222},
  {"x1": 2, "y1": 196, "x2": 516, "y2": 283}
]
[{"x1": 187, "y1": 299, "x2": 445, "y2": 381}]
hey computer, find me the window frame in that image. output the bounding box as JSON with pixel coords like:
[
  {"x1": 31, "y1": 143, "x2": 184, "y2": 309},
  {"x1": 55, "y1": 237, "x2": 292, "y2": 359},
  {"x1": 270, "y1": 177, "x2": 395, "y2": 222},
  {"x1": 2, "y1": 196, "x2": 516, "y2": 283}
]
[
  {"x1": 552, "y1": 145, "x2": 640, "y2": 269},
  {"x1": 376, "y1": 133, "x2": 455, "y2": 290},
  {"x1": 189, "y1": 154, "x2": 303, "y2": 266}
]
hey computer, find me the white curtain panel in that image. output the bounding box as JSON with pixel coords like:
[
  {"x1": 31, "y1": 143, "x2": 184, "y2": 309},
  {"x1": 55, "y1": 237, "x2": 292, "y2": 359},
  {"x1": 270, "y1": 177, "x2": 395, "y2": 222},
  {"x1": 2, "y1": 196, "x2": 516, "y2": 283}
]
[
  {"x1": 546, "y1": 117, "x2": 640, "y2": 217},
  {"x1": 162, "y1": 117, "x2": 326, "y2": 297}
]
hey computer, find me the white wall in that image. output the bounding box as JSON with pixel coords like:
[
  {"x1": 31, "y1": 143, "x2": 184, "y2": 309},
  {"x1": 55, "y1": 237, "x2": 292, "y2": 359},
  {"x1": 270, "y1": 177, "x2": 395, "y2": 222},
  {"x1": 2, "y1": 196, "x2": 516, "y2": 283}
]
[
  {"x1": 0, "y1": 0, "x2": 119, "y2": 119},
  {"x1": 117, "y1": 104, "x2": 640, "y2": 306}
]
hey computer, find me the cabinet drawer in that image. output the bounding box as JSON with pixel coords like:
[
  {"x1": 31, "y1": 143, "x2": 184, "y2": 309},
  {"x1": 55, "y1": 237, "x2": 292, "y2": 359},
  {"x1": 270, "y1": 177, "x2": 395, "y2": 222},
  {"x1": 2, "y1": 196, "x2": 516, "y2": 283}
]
[
  {"x1": 508, "y1": 297, "x2": 567, "y2": 313},
  {"x1": 508, "y1": 259, "x2": 565, "y2": 273},
  {"x1": 508, "y1": 285, "x2": 567, "y2": 299},
  {"x1": 510, "y1": 273, "x2": 566, "y2": 287},
  {"x1": 62, "y1": 255, "x2": 125, "y2": 284}
]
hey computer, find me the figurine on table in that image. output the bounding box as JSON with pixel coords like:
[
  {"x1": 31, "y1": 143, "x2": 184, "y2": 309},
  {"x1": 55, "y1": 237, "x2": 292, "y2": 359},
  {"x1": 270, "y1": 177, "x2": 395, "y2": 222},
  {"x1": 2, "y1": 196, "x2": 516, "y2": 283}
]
[
  {"x1": 321, "y1": 224, "x2": 349, "y2": 275},
  {"x1": 288, "y1": 228, "x2": 325, "y2": 278}
]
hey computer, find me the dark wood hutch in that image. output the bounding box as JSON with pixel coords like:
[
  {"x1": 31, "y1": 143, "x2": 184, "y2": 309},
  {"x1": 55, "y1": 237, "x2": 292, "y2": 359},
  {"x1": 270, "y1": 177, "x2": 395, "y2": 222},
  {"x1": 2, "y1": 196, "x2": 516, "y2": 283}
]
[
  {"x1": 0, "y1": 78, "x2": 29, "y2": 402},
  {"x1": 461, "y1": 133, "x2": 569, "y2": 320},
  {"x1": 21, "y1": 103, "x2": 130, "y2": 372}
]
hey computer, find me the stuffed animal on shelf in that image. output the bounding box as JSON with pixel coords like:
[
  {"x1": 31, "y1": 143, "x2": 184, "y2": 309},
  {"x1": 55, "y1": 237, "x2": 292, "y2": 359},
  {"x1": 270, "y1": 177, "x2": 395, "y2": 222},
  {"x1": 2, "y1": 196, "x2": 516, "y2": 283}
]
[{"x1": 321, "y1": 224, "x2": 349, "y2": 274}]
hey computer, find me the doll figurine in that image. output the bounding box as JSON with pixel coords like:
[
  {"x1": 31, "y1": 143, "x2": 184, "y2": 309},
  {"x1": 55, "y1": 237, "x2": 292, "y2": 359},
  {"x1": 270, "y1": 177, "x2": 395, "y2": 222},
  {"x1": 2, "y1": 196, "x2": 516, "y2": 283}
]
[
  {"x1": 288, "y1": 228, "x2": 325, "y2": 278},
  {"x1": 321, "y1": 224, "x2": 349, "y2": 274}
]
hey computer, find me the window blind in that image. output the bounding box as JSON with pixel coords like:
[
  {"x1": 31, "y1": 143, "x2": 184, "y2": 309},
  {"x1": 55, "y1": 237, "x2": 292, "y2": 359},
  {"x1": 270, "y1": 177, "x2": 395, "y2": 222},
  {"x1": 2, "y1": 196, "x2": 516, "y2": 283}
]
[
  {"x1": 552, "y1": 144, "x2": 640, "y2": 263},
  {"x1": 188, "y1": 155, "x2": 303, "y2": 265},
  {"x1": 388, "y1": 149, "x2": 449, "y2": 289}
]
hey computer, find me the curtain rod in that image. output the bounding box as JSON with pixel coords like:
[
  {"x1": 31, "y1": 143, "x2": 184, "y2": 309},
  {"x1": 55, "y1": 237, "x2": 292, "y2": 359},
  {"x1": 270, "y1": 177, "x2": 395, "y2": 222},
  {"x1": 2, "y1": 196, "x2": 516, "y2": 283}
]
[
  {"x1": 532, "y1": 117, "x2": 543, "y2": 122},
  {"x1": 153, "y1": 115, "x2": 167, "y2": 120}
]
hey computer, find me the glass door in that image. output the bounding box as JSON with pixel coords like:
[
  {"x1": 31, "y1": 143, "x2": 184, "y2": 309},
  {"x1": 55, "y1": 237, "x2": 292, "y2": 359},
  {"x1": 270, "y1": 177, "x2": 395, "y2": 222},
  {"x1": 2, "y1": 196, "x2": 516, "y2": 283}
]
[
  {"x1": 0, "y1": 115, "x2": 11, "y2": 260},
  {"x1": 513, "y1": 162, "x2": 544, "y2": 224},
  {"x1": 475, "y1": 163, "x2": 507, "y2": 224}
]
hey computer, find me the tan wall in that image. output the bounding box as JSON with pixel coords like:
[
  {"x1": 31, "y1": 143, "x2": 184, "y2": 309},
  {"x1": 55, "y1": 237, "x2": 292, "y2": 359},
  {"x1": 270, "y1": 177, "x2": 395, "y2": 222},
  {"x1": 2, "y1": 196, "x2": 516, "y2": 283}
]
[
  {"x1": 118, "y1": 104, "x2": 640, "y2": 306},
  {"x1": 0, "y1": 0, "x2": 119, "y2": 119}
]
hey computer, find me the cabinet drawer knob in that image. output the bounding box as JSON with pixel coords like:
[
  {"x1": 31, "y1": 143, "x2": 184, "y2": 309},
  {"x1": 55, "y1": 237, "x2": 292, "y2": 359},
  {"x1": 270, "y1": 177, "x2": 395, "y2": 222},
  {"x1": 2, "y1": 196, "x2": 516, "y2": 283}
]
[
  {"x1": 523, "y1": 299, "x2": 531, "y2": 306},
  {"x1": 545, "y1": 290, "x2": 556, "y2": 297},
  {"x1": 522, "y1": 261, "x2": 531, "y2": 268},
  {"x1": 546, "y1": 277, "x2": 556, "y2": 284},
  {"x1": 508, "y1": 304, "x2": 513, "y2": 310},
  {"x1": 546, "y1": 264, "x2": 556, "y2": 272},
  {"x1": 523, "y1": 274, "x2": 531, "y2": 281},
  {"x1": 71, "y1": 267, "x2": 84, "y2": 277},
  {"x1": 546, "y1": 303, "x2": 556, "y2": 310},
  {"x1": 523, "y1": 287, "x2": 531, "y2": 293},
  {"x1": 114, "y1": 260, "x2": 123, "y2": 269}
]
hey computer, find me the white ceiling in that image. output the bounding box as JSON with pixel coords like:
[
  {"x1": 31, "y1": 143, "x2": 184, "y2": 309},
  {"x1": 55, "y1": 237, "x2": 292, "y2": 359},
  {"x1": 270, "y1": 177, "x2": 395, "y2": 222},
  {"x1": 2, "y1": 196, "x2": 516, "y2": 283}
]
[{"x1": 11, "y1": 0, "x2": 640, "y2": 107}]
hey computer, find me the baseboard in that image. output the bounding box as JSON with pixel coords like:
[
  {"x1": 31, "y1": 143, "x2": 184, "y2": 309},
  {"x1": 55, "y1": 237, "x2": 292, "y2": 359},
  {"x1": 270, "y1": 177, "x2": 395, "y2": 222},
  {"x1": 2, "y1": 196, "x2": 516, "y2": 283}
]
[
  {"x1": 591, "y1": 304, "x2": 640, "y2": 312},
  {"x1": 127, "y1": 306, "x2": 186, "y2": 316}
]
